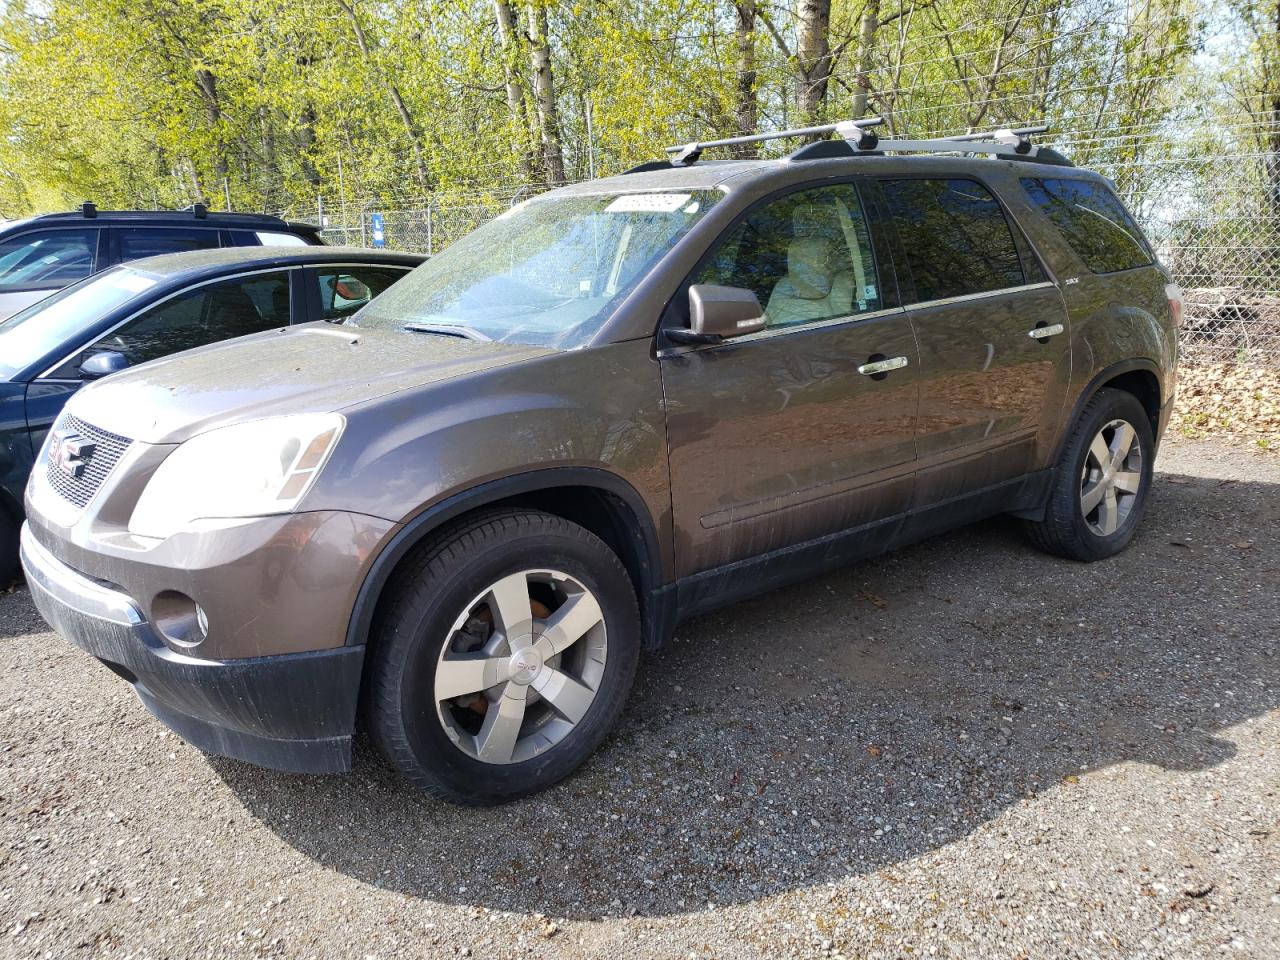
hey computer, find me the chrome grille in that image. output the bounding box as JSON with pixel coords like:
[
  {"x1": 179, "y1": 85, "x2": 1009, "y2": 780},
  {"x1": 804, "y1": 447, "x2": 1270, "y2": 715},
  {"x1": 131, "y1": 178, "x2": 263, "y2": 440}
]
[{"x1": 44, "y1": 414, "x2": 133, "y2": 509}]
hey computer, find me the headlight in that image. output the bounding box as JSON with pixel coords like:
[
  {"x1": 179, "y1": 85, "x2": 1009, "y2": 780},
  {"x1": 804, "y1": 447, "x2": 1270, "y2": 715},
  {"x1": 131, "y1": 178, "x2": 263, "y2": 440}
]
[{"x1": 129, "y1": 414, "x2": 344, "y2": 539}]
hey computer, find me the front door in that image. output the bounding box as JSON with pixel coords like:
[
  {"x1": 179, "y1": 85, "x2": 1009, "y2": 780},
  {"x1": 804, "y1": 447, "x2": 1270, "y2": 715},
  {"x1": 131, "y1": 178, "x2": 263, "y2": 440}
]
[
  {"x1": 877, "y1": 176, "x2": 1072, "y2": 505},
  {"x1": 660, "y1": 181, "x2": 921, "y2": 581}
]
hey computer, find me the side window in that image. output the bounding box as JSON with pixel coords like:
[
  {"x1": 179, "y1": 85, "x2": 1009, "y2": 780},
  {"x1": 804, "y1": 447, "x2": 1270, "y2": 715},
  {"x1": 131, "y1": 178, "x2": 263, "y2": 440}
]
[
  {"x1": 880, "y1": 178, "x2": 1025, "y2": 303},
  {"x1": 0, "y1": 229, "x2": 98, "y2": 291},
  {"x1": 1020, "y1": 177, "x2": 1153, "y2": 274},
  {"x1": 314, "y1": 266, "x2": 408, "y2": 321},
  {"x1": 694, "y1": 183, "x2": 881, "y2": 329},
  {"x1": 256, "y1": 231, "x2": 310, "y2": 247},
  {"x1": 56, "y1": 271, "x2": 291, "y2": 376},
  {"x1": 116, "y1": 228, "x2": 221, "y2": 260}
]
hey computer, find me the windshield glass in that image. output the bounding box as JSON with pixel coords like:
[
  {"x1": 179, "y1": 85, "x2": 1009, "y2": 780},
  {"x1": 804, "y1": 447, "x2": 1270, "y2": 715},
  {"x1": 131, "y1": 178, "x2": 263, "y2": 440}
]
[
  {"x1": 0, "y1": 267, "x2": 159, "y2": 378},
  {"x1": 350, "y1": 190, "x2": 722, "y2": 346}
]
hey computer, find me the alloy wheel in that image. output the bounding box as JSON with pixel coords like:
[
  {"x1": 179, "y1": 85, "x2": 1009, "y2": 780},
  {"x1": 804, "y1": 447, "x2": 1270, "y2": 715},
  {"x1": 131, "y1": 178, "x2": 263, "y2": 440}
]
[
  {"x1": 1079, "y1": 418, "x2": 1144, "y2": 537},
  {"x1": 434, "y1": 569, "x2": 607, "y2": 764}
]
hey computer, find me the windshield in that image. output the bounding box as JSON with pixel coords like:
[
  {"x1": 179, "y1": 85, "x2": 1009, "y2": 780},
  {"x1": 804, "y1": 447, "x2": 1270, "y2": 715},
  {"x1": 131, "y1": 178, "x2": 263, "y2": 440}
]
[
  {"x1": 350, "y1": 190, "x2": 722, "y2": 346},
  {"x1": 0, "y1": 267, "x2": 159, "y2": 378}
]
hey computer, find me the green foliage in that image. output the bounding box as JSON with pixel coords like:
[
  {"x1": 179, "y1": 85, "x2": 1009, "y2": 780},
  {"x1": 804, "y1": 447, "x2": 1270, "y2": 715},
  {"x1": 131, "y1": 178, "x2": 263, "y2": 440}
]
[{"x1": 0, "y1": 0, "x2": 1259, "y2": 219}]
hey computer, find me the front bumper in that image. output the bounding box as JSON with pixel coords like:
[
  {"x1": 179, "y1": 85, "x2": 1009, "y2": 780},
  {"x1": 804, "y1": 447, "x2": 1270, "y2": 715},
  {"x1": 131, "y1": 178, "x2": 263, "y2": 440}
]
[{"x1": 21, "y1": 524, "x2": 365, "y2": 773}]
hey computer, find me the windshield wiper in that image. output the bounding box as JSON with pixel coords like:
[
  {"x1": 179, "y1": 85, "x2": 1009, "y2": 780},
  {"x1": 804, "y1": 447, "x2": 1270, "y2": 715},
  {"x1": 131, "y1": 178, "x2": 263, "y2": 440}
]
[{"x1": 403, "y1": 321, "x2": 491, "y2": 342}]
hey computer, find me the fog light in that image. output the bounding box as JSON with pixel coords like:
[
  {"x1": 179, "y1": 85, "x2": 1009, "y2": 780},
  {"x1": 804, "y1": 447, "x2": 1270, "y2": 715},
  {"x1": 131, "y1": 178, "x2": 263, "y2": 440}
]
[{"x1": 152, "y1": 591, "x2": 209, "y2": 648}]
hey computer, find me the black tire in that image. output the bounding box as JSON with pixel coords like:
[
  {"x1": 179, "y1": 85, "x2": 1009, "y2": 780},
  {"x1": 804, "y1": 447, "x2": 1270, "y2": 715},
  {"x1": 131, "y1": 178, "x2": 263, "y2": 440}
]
[
  {"x1": 366, "y1": 509, "x2": 640, "y2": 805},
  {"x1": 1025, "y1": 388, "x2": 1156, "y2": 562},
  {"x1": 0, "y1": 509, "x2": 18, "y2": 586}
]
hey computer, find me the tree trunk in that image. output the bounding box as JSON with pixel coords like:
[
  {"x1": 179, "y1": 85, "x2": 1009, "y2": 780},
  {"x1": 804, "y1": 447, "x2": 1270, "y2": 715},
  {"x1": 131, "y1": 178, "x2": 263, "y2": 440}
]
[
  {"x1": 1268, "y1": 0, "x2": 1280, "y2": 210},
  {"x1": 794, "y1": 0, "x2": 832, "y2": 126},
  {"x1": 335, "y1": 0, "x2": 430, "y2": 190},
  {"x1": 526, "y1": 2, "x2": 566, "y2": 184},
  {"x1": 194, "y1": 68, "x2": 229, "y2": 188},
  {"x1": 295, "y1": 104, "x2": 322, "y2": 188},
  {"x1": 850, "y1": 0, "x2": 880, "y2": 119},
  {"x1": 494, "y1": 0, "x2": 535, "y2": 180},
  {"x1": 734, "y1": 0, "x2": 758, "y2": 153}
]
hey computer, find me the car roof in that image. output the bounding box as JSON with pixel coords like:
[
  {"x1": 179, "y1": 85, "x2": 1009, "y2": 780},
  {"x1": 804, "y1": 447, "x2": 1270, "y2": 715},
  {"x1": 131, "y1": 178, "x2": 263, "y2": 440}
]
[
  {"x1": 9, "y1": 209, "x2": 321, "y2": 234},
  {"x1": 119, "y1": 246, "x2": 426, "y2": 280},
  {"x1": 545, "y1": 153, "x2": 1106, "y2": 200}
]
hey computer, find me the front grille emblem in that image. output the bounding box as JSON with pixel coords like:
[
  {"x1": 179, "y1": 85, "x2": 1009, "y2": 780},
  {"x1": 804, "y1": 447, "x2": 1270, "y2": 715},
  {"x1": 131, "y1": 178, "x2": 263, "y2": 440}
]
[{"x1": 49, "y1": 430, "x2": 96, "y2": 479}]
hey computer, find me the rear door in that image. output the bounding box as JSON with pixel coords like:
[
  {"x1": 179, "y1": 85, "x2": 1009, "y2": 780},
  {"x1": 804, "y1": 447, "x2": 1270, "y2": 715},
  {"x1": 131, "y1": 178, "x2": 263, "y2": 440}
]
[
  {"x1": 659, "y1": 181, "x2": 920, "y2": 578},
  {"x1": 878, "y1": 176, "x2": 1071, "y2": 505}
]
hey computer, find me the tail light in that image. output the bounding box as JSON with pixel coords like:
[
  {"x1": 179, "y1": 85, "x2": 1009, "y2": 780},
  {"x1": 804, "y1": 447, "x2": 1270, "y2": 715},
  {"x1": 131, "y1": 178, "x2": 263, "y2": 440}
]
[{"x1": 1165, "y1": 282, "x2": 1184, "y2": 328}]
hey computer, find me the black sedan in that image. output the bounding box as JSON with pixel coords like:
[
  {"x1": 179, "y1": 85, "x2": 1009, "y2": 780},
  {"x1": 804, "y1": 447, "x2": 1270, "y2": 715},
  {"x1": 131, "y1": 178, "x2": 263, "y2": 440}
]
[{"x1": 0, "y1": 246, "x2": 424, "y2": 580}]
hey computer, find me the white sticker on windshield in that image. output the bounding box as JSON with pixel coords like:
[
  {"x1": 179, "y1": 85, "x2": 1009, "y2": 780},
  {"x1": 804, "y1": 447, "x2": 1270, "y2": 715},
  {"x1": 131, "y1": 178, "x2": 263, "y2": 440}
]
[
  {"x1": 606, "y1": 193, "x2": 693, "y2": 213},
  {"x1": 115, "y1": 273, "x2": 158, "y2": 293}
]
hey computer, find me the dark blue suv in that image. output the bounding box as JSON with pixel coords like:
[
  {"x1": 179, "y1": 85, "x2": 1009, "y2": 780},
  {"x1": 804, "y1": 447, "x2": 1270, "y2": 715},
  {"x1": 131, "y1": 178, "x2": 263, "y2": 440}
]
[{"x1": 0, "y1": 203, "x2": 322, "y2": 322}]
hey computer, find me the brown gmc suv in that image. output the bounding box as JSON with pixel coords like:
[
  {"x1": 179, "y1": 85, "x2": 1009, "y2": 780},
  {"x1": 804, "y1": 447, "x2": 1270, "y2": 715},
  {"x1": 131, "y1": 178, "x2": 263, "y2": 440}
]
[{"x1": 20, "y1": 122, "x2": 1180, "y2": 804}]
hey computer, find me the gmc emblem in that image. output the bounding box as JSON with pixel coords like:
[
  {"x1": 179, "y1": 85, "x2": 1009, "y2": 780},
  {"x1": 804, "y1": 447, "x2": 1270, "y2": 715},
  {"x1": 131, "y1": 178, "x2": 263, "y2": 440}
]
[{"x1": 49, "y1": 431, "x2": 96, "y2": 479}]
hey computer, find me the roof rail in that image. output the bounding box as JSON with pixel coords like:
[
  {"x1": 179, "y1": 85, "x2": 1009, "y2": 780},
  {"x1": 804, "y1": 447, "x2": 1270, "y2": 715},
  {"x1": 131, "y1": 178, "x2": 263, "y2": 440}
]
[{"x1": 664, "y1": 118, "x2": 884, "y2": 166}]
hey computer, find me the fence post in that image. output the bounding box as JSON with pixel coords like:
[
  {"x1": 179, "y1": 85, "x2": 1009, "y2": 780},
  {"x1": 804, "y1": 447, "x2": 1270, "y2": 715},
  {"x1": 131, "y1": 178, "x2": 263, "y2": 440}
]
[{"x1": 426, "y1": 203, "x2": 434, "y2": 255}]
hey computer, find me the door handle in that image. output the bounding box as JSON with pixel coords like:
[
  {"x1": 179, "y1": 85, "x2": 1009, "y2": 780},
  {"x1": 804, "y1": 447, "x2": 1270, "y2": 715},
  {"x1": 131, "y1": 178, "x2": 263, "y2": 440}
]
[
  {"x1": 857, "y1": 355, "x2": 909, "y2": 378},
  {"x1": 1027, "y1": 322, "x2": 1065, "y2": 340}
]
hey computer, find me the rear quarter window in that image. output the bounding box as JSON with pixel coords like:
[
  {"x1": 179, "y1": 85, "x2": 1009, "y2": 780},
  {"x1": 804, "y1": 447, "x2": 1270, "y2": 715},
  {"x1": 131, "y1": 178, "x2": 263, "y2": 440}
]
[{"x1": 1020, "y1": 178, "x2": 1153, "y2": 274}]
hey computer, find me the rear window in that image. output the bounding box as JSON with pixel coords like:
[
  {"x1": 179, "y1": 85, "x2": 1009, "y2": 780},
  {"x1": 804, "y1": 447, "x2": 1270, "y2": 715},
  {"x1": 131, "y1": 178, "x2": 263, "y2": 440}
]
[
  {"x1": 256, "y1": 231, "x2": 310, "y2": 247},
  {"x1": 117, "y1": 227, "x2": 220, "y2": 260},
  {"x1": 880, "y1": 178, "x2": 1025, "y2": 303},
  {"x1": 1020, "y1": 178, "x2": 1153, "y2": 274}
]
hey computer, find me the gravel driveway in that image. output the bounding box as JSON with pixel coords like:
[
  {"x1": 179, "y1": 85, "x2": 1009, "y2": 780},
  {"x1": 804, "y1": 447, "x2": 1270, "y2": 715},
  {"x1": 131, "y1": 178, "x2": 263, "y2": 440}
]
[{"x1": 2, "y1": 438, "x2": 1277, "y2": 959}]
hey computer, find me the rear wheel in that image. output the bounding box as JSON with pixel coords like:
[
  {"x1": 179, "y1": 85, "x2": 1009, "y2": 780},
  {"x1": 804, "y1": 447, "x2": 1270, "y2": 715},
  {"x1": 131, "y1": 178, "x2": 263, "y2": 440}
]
[
  {"x1": 367, "y1": 510, "x2": 640, "y2": 804},
  {"x1": 0, "y1": 510, "x2": 18, "y2": 586},
  {"x1": 1025, "y1": 388, "x2": 1155, "y2": 561}
]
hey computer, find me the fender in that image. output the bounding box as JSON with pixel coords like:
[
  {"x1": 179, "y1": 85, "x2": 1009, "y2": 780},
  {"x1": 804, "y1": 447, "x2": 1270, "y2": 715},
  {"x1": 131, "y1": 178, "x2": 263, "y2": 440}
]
[
  {"x1": 1008, "y1": 356, "x2": 1166, "y2": 524},
  {"x1": 344, "y1": 465, "x2": 669, "y2": 649},
  {"x1": 1052, "y1": 357, "x2": 1165, "y2": 467}
]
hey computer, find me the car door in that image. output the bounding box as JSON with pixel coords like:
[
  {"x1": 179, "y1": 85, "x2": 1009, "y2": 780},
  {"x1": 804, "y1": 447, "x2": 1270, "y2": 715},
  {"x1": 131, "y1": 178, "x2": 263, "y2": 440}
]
[
  {"x1": 877, "y1": 176, "x2": 1071, "y2": 505},
  {"x1": 659, "y1": 181, "x2": 921, "y2": 582},
  {"x1": 0, "y1": 227, "x2": 103, "y2": 321},
  {"x1": 303, "y1": 264, "x2": 414, "y2": 322},
  {"x1": 26, "y1": 270, "x2": 296, "y2": 450}
]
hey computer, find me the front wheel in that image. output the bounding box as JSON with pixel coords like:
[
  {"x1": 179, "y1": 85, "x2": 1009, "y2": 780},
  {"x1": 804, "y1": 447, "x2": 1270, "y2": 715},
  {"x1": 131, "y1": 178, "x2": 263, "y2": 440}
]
[
  {"x1": 366, "y1": 510, "x2": 640, "y2": 805},
  {"x1": 1025, "y1": 388, "x2": 1155, "y2": 561}
]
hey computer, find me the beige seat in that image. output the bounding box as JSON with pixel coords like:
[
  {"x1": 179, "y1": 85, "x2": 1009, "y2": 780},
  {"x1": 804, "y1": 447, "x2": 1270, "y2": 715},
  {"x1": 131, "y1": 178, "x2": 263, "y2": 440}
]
[{"x1": 765, "y1": 202, "x2": 855, "y2": 327}]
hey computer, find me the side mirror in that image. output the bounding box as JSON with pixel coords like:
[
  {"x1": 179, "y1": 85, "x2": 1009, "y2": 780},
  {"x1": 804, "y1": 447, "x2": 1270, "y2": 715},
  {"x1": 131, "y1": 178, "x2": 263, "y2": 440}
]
[
  {"x1": 669, "y1": 284, "x2": 766, "y2": 345},
  {"x1": 79, "y1": 350, "x2": 130, "y2": 380}
]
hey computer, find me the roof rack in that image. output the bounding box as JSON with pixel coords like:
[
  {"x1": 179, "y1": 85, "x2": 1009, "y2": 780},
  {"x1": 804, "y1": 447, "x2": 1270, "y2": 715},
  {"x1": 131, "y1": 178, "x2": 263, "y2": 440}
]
[
  {"x1": 665, "y1": 118, "x2": 884, "y2": 166},
  {"x1": 841, "y1": 123, "x2": 1053, "y2": 160},
  {"x1": 655, "y1": 119, "x2": 1066, "y2": 168},
  {"x1": 35, "y1": 207, "x2": 303, "y2": 226}
]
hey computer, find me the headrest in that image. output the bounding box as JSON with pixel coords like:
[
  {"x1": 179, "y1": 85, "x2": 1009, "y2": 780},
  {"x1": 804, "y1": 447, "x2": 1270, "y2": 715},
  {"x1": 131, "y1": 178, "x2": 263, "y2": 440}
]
[
  {"x1": 792, "y1": 200, "x2": 843, "y2": 240},
  {"x1": 787, "y1": 237, "x2": 834, "y2": 300}
]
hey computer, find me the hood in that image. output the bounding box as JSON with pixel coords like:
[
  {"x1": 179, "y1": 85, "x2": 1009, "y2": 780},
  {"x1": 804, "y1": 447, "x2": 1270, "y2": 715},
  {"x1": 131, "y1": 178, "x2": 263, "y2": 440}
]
[{"x1": 63, "y1": 324, "x2": 553, "y2": 444}]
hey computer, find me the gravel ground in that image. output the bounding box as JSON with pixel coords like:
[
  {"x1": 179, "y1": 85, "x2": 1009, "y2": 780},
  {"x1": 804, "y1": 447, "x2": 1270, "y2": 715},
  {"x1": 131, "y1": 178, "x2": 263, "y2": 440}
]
[{"x1": 1, "y1": 437, "x2": 1277, "y2": 959}]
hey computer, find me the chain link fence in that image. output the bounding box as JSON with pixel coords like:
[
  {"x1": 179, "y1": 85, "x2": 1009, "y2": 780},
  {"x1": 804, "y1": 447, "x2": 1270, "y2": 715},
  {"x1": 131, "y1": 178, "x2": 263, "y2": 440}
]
[
  {"x1": 1145, "y1": 214, "x2": 1280, "y2": 366},
  {"x1": 315, "y1": 171, "x2": 1280, "y2": 368}
]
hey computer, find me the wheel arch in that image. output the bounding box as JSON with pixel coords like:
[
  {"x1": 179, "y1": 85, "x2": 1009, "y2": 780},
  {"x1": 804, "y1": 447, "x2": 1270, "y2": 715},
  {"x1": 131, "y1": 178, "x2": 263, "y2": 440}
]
[
  {"x1": 1055, "y1": 359, "x2": 1165, "y2": 466},
  {"x1": 345, "y1": 467, "x2": 674, "y2": 653}
]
